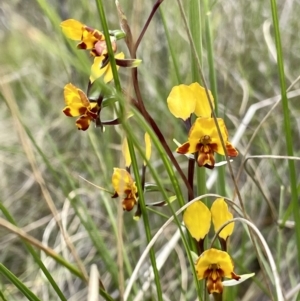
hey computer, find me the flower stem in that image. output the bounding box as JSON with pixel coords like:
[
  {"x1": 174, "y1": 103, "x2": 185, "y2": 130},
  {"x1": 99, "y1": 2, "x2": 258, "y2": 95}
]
[
  {"x1": 127, "y1": 137, "x2": 164, "y2": 301},
  {"x1": 203, "y1": 0, "x2": 226, "y2": 197},
  {"x1": 134, "y1": 0, "x2": 165, "y2": 54},
  {"x1": 212, "y1": 293, "x2": 223, "y2": 301}
]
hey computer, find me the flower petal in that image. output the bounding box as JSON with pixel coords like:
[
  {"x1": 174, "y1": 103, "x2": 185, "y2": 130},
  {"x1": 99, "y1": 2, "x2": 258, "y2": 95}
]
[
  {"x1": 63, "y1": 83, "x2": 88, "y2": 117},
  {"x1": 122, "y1": 138, "x2": 131, "y2": 168},
  {"x1": 197, "y1": 148, "x2": 215, "y2": 169},
  {"x1": 60, "y1": 19, "x2": 83, "y2": 40},
  {"x1": 103, "y1": 52, "x2": 124, "y2": 83},
  {"x1": 144, "y1": 132, "x2": 151, "y2": 165},
  {"x1": 176, "y1": 142, "x2": 191, "y2": 154},
  {"x1": 183, "y1": 201, "x2": 211, "y2": 241},
  {"x1": 188, "y1": 118, "x2": 229, "y2": 155},
  {"x1": 79, "y1": 27, "x2": 102, "y2": 49},
  {"x1": 226, "y1": 141, "x2": 239, "y2": 157},
  {"x1": 195, "y1": 248, "x2": 237, "y2": 280},
  {"x1": 122, "y1": 197, "x2": 136, "y2": 211},
  {"x1": 112, "y1": 168, "x2": 135, "y2": 195},
  {"x1": 115, "y1": 58, "x2": 142, "y2": 68},
  {"x1": 222, "y1": 273, "x2": 255, "y2": 287},
  {"x1": 189, "y1": 82, "x2": 214, "y2": 117},
  {"x1": 90, "y1": 56, "x2": 108, "y2": 83},
  {"x1": 167, "y1": 85, "x2": 196, "y2": 120},
  {"x1": 90, "y1": 52, "x2": 124, "y2": 83},
  {"x1": 75, "y1": 115, "x2": 91, "y2": 131},
  {"x1": 211, "y1": 198, "x2": 234, "y2": 240}
]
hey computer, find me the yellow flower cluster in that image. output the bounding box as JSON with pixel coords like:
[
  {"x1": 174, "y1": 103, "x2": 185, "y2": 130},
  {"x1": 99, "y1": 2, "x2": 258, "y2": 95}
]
[
  {"x1": 60, "y1": 19, "x2": 141, "y2": 130},
  {"x1": 183, "y1": 199, "x2": 240, "y2": 294},
  {"x1": 167, "y1": 83, "x2": 238, "y2": 168},
  {"x1": 111, "y1": 134, "x2": 151, "y2": 211}
]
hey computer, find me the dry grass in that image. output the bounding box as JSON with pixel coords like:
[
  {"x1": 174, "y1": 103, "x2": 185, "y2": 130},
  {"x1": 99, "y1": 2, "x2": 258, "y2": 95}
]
[{"x1": 1, "y1": 0, "x2": 300, "y2": 300}]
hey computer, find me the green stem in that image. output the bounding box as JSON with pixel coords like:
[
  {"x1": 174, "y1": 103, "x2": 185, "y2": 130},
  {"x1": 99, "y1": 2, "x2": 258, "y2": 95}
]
[
  {"x1": 203, "y1": 0, "x2": 226, "y2": 196},
  {"x1": 95, "y1": 0, "x2": 121, "y2": 92},
  {"x1": 269, "y1": 0, "x2": 300, "y2": 267},
  {"x1": 0, "y1": 202, "x2": 67, "y2": 301},
  {"x1": 122, "y1": 108, "x2": 202, "y2": 300},
  {"x1": 0, "y1": 264, "x2": 42, "y2": 301},
  {"x1": 160, "y1": 8, "x2": 181, "y2": 84},
  {"x1": 212, "y1": 293, "x2": 222, "y2": 301},
  {"x1": 127, "y1": 138, "x2": 163, "y2": 301},
  {"x1": 189, "y1": 0, "x2": 202, "y2": 82}
]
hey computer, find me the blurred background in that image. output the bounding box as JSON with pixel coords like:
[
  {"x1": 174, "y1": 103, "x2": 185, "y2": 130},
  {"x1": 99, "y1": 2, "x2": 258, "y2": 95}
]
[{"x1": 0, "y1": 0, "x2": 300, "y2": 300}]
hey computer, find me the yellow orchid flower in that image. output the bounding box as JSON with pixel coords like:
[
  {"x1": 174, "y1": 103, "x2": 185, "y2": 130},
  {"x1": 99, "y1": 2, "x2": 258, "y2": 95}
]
[
  {"x1": 167, "y1": 82, "x2": 214, "y2": 121},
  {"x1": 183, "y1": 201, "x2": 211, "y2": 241},
  {"x1": 176, "y1": 117, "x2": 238, "y2": 169},
  {"x1": 183, "y1": 199, "x2": 234, "y2": 252},
  {"x1": 90, "y1": 52, "x2": 125, "y2": 83},
  {"x1": 211, "y1": 198, "x2": 234, "y2": 240},
  {"x1": 90, "y1": 53, "x2": 142, "y2": 83},
  {"x1": 195, "y1": 248, "x2": 240, "y2": 294},
  {"x1": 111, "y1": 168, "x2": 138, "y2": 211},
  {"x1": 63, "y1": 83, "x2": 99, "y2": 131},
  {"x1": 60, "y1": 19, "x2": 116, "y2": 57}
]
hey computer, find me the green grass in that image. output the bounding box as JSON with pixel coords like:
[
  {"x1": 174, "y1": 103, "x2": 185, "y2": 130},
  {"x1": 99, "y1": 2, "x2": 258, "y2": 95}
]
[{"x1": 1, "y1": 0, "x2": 300, "y2": 300}]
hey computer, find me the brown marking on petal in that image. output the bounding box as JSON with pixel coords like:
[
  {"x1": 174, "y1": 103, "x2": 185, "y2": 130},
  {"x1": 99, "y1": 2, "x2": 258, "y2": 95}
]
[
  {"x1": 84, "y1": 26, "x2": 95, "y2": 33},
  {"x1": 122, "y1": 197, "x2": 136, "y2": 211},
  {"x1": 87, "y1": 108, "x2": 99, "y2": 120},
  {"x1": 177, "y1": 143, "x2": 190, "y2": 154},
  {"x1": 210, "y1": 143, "x2": 219, "y2": 153},
  {"x1": 90, "y1": 50, "x2": 97, "y2": 57},
  {"x1": 63, "y1": 107, "x2": 73, "y2": 117},
  {"x1": 100, "y1": 55, "x2": 110, "y2": 69},
  {"x1": 197, "y1": 146, "x2": 215, "y2": 169},
  {"x1": 78, "y1": 107, "x2": 88, "y2": 115},
  {"x1": 76, "y1": 115, "x2": 90, "y2": 131},
  {"x1": 226, "y1": 143, "x2": 239, "y2": 157},
  {"x1": 111, "y1": 191, "x2": 119, "y2": 198},
  {"x1": 77, "y1": 42, "x2": 87, "y2": 49},
  {"x1": 90, "y1": 105, "x2": 100, "y2": 114},
  {"x1": 115, "y1": 58, "x2": 129, "y2": 67},
  {"x1": 231, "y1": 271, "x2": 241, "y2": 281},
  {"x1": 205, "y1": 267, "x2": 225, "y2": 294},
  {"x1": 92, "y1": 30, "x2": 104, "y2": 40}
]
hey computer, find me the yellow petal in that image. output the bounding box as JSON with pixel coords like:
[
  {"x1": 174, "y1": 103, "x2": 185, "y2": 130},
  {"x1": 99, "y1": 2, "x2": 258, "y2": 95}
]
[
  {"x1": 211, "y1": 198, "x2": 234, "y2": 240},
  {"x1": 112, "y1": 168, "x2": 134, "y2": 195},
  {"x1": 103, "y1": 63, "x2": 114, "y2": 83},
  {"x1": 103, "y1": 52, "x2": 124, "y2": 83},
  {"x1": 60, "y1": 19, "x2": 83, "y2": 40},
  {"x1": 89, "y1": 52, "x2": 124, "y2": 83},
  {"x1": 167, "y1": 85, "x2": 196, "y2": 120},
  {"x1": 195, "y1": 248, "x2": 235, "y2": 280},
  {"x1": 144, "y1": 132, "x2": 151, "y2": 165},
  {"x1": 80, "y1": 28, "x2": 100, "y2": 49},
  {"x1": 122, "y1": 138, "x2": 131, "y2": 168},
  {"x1": 90, "y1": 56, "x2": 108, "y2": 83},
  {"x1": 189, "y1": 82, "x2": 214, "y2": 117},
  {"x1": 188, "y1": 118, "x2": 229, "y2": 155},
  {"x1": 183, "y1": 201, "x2": 211, "y2": 241},
  {"x1": 63, "y1": 83, "x2": 88, "y2": 116}
]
